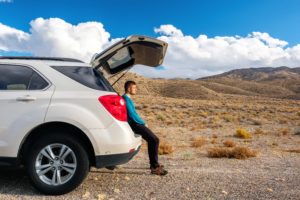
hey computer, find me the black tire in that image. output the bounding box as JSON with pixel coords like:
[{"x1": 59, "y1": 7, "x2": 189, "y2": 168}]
[
  {"x1": 105, "y1": 166, "x2": 117, "y2": 170},
  {"x1": 25, "y1": 133, "x2": 90, "y2": 195}
]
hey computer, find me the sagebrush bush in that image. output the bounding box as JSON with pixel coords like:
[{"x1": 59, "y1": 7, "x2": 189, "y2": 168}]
[
  {"x1": 281, "y1": 128, "x2": 290, "y2": 136},
  {"x1": 191, "y1": 137, "x2": 207, "y2": 148},
  {"x1": 294, "y1": 128, "x2": 300, "y2": 135},
  {"x1": 207, "y1": 147, "x2": 230, "y2": 158},
  {"x1": 207, "y1": 146, "x2": 257, "y2": 159},
  {"x1": 253, "y1": 128, "x2": 265, "y2": 135},
  {"x1": 286, "y1": 149, "x2": 300, "y2": 153},
  {"x1": 159, "y1": 141, "x2": 174, "y2": 155},
  {"x1": 231, "y1": 147, "x2": 257, "y2": 159},
  {"x1": 223, "y1": 140, "x2": 236, "y2": 147},
  {"x1": 235, "y1": 128, "x2": 252, "y2": 139},
  {"x1": 223, "y1": 114, "x2": 236, "y2": 123}
]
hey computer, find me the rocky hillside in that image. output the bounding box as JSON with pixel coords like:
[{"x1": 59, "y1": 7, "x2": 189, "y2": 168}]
[
  {"x1": 199, "y1": 67, "x2": 300, "y2": 99},
  {"x1": 108, "y1": 66, "x2": 300, "y2": 100}
]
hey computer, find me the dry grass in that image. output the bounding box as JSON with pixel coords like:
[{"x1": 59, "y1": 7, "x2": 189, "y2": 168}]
[
  {"x1": 271, "y1": 142, "x2": 279, "y2": 146},
  {"x1": 235, "y1": 128, "x2": 252, "y2": 139},
  {"x1": 156, "y1": 113, "x2": 165, "y2": 121},
  {"x1": 223, "y1": 140, "x2": 236, "y2": 147},
  {"x1": 279, "y1": 118, "x2": 288, "y2": 124},
  {"x1": 281, "y1": 128, "x2": 290, "y2": 136},
  {"x1": 285, "y1": 149, "x2": 300, "y2": 153},
  {"x1": 211, "y1": 139, "x2": 217, "y2": 144},
  {"x1": 294, "y1": 128, "x2": 300, "y2": 135},
  {"x1": 207, "y1": 146, "x2": 257, "y2": 159},
  {"x1": 222, "y1": 114, "x2": 236, "y2": 123},
  {"x1": 181, "y1": 151, "x2": 195, "y2": 160},
  {"x1": 199, "y1": 111, "x2": 208, "y2": 118},
  {"x1": 253, "y1": 128, "x2": 265, "y2": 135},
  {"x1": 158, "y1": 141, "x2": 174, "y2": 155},
  {"x1": 191, "y1": 137, "x2": 207, "y2": 148},
  {"x1": 207, "y1": 147, "x2": 230, "y2": 158},
  {"x1": 250, "y1": 118, "x2": 262, "y2": 125}
]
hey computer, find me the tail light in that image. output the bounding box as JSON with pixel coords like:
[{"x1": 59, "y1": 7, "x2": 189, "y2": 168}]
[{"x1": 98, "y1": 95, "x2": 127, "y2": 122}]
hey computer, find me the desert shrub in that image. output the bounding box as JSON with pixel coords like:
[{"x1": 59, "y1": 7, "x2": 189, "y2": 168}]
[
  {"x1": 223, "y1": 140, "x2": 236, "y2": 147},
  {"x1": 207, "y1": 147, "x2": 230, "y2": 158},
  {"x1": 199, "y1": 111, "x2": 208, "y2": 118},
  {"x1": 209, "y1": 116, "x2": 220, "y2": 124},
  {"x1": 286, "y1": 149, "x2": 300, "y2": 153},
  {"x1": 207, "y1": 146, "x2": 257, "y2": 159},
  {"x1": 223, "y1": 114, "x2": 235, "y2": 123},
  {"x1": 250, "y1": 118, "x2": 262, "y2": 125},
  {"x1": 231, "y1": 147, "x2": 257, "y2": 159},
  {"x1": 235, "y1": 128, "x2": 252, "y2": 139},
  {"x1": 191, "y1": 137, "x2": 207, "y2": 148},
  {"x1": 211, "y1": 139, "x2": 217, "y2": 144},
  {"x1": 271, "y1": 142, "x2": 278, "y2": 146},
  {"x1": 294, "y1": 127, "x2": 300, "y2": 135},
  {"x1": 190, "y1": 123, "x2": 204, "y2": 131},
  {"x1": 281, "y1": 128, "x2": 290, "y2": 136},
  {"x1": 159, "y1": 141, "x2": 174, "y2": 155},
  {"x1": 253, "y1": 128, "x2": 265, "y2": 135},
  {"x1": 182, "y1": 151, "x2": 194, "y2": 160},
  {"x1": 156, "y1": 114, "x2": 165, "y2": 121},
  {"x1": 279, "y1": 118, "x2": 288, "y2": 124}
]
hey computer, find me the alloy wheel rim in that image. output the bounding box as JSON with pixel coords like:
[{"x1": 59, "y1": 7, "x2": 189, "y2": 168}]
[{"x1": 35, "y1": 143, "x2": 77, "y2": 186}]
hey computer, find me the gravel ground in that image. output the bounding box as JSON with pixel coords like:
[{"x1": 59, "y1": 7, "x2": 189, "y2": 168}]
[{"x1": 0, "y1": 149, "x2": 299, "y2": 200}]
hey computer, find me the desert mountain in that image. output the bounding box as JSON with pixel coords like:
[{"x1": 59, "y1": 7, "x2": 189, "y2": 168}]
[
  {"x1": 199, "y1": 67, "x2": 300, "y2": 99},
  {"x1": 109, "y1": 66, "x2": 300, "y2": 100}
]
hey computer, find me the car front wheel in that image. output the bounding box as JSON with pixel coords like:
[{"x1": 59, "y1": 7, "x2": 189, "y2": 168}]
[{"x1": 26, "y1": 133, "x2": 90, "y2": 195}]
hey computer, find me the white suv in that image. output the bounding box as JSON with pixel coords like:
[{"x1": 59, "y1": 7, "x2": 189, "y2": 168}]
[{"x1": 0, "y1": 35, "x2": 168, "y2": 195}]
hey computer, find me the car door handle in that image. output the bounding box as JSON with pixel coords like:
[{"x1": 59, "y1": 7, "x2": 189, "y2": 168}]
[{"x1": 16, "y1": 95, "x2": 37, "y2": 102}]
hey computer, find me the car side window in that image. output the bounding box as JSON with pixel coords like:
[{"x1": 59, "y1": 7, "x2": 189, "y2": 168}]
[
  {"x1": 0, "y1": 64, "x2": 48, "y2": 90},
  {"x1": 28, "y1": 71, "x2": 49, "y2": 90}
]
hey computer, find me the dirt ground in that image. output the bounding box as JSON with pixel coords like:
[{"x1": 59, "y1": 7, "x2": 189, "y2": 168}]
[{"x1": 0, "y1": 94, "x2": 299, "y2": 199}]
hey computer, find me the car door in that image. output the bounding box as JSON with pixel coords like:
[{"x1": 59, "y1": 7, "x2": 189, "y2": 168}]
[
  {"x1": 0, "y1": 64, "x2": 55, "y2": 157},
  {"x1": 90, "y1": 35, "x2": 168, "y2": 76}
]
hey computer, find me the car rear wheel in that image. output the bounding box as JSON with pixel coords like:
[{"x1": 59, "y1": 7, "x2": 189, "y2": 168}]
[{"x1": 26, "y1": 133, "x2": 90, "y2": 195}]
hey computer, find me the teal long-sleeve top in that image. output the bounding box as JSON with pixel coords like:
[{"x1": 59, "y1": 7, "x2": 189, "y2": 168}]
[{"x1": 122, "y1": 94, "x2": 145, "y2": 125}]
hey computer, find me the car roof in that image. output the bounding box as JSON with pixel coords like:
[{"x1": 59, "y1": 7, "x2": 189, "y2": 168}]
[
  {"x1": 0, "y1": 56, "x2": 84, "y2": 63},
  {"x1": 0, "y1": 56, "x2": 90, "y2": 67}
]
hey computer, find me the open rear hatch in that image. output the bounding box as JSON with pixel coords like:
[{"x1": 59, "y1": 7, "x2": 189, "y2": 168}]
[{"x1": 90, "y1": 35, "x2": 168, "y2": 77}]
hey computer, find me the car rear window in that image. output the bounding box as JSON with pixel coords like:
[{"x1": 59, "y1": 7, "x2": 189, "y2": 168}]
[{"x1": 51, "y1": 66, "x2": 115, "y2": 92}]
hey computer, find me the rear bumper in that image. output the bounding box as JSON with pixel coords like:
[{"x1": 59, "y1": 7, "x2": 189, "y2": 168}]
[
  {"x1": 95, "y1": 145, "x2": 141, "y2": 168},
  {"x1": 88, "y1": 121, "x2": 142, "y2": 155},
  {"x1": 0, "y1": 157, "x2": 18, "y2": 167}
]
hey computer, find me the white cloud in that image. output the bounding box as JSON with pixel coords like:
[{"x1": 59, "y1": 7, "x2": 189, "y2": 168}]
[
  {"x1": 0, "y1": 18, "x2": 111, "y2": 62},
  {"x1": 132, "y1": 24, "x2": 300, "y2": 79},
  {"x1": 0, "y1": 19, "x2": 300, "y2": 79},
  {"x1": 0, "y1": 0, "x2": 13, "y2": 3}
]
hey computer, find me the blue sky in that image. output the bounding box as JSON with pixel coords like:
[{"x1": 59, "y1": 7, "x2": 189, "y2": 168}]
[
  {"x1": 1, "y1": 0, "x2": 300, "y2": 45},
  {"x1": 0, "y1": 0, "x2": 300, "y2": 78}
]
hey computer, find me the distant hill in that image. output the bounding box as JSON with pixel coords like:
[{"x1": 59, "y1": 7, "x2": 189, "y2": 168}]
[
  {"x1": 198, "y1": 66, "x2": 300, "y2": 99},
  {"x1": 108, "y1": 66, "x2": 300, "y2": 100}
]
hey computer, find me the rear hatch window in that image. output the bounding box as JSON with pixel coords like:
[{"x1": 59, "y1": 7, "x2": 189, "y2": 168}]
[{"x1": 51, "y1": 66, "x2": 115, "y2": 92}]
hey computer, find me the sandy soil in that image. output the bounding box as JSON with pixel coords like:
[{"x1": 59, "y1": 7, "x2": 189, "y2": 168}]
[{"x1": 0, "y1": 95, "x2": 299, "y2": 199}]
